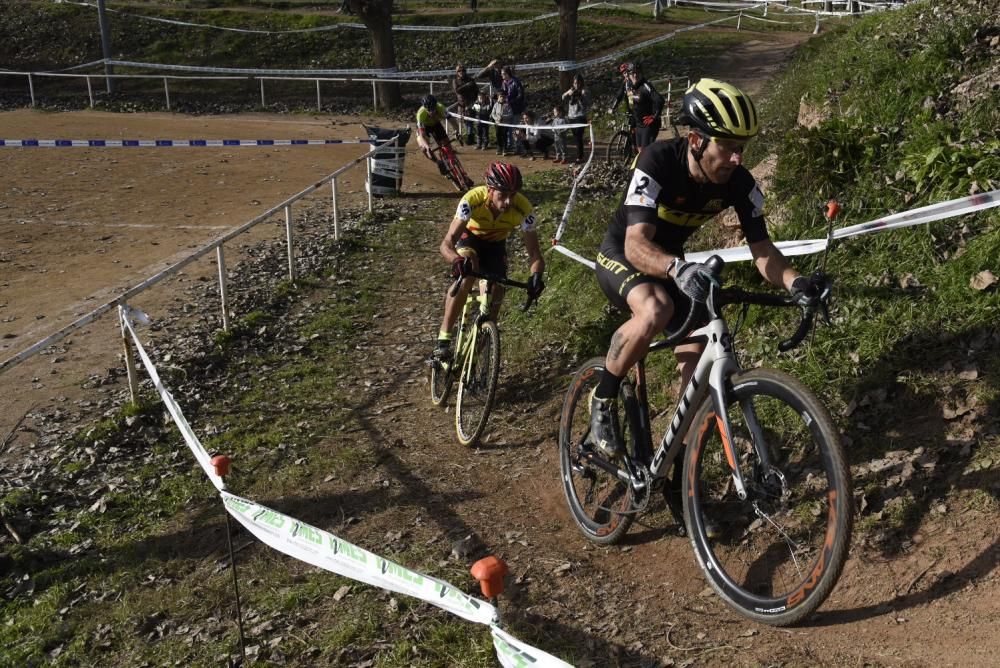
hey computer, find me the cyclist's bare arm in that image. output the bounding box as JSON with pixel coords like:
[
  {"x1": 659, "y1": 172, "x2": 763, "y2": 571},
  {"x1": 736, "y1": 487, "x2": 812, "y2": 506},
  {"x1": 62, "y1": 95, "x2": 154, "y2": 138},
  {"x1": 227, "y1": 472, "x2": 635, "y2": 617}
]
[
  {"x1": 439, "y1": 215, "x2": 469, "y2": 264},
  {"x1": 749, "y1": 238, "x2": 801, "y2": 291},
  {"x1": 623, "y1": 222, "x2": 680, "y2": 277},
  {"x1": 522, "y1": 229, "x2": 545, "y2": 275}
]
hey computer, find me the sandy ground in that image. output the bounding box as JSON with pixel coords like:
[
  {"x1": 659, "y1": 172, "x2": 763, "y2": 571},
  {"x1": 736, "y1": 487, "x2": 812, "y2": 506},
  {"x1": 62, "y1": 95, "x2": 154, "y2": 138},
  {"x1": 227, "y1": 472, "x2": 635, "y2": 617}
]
[{"x1": 0, "y1": 108, "x2": 559, "y2": 436}]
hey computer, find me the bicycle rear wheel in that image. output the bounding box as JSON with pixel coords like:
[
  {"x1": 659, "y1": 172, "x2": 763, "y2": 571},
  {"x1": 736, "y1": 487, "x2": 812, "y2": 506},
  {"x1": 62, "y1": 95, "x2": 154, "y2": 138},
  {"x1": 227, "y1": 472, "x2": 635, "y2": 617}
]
[
  {"x1": 558, "y1": 357, "x2": 644, "y2": 544},
  {"x1": 605, "y1": 130, "x2": 635, "y2": 165},
  {"x1": 683, "y1": 368, "x2": 853, "y2": 626},
  {"x1": 429, "y1": 357, "x2": 454, "y2": 407},
  {"x1": 454, "y1": 320, "x2": 500, "y2": 446}
]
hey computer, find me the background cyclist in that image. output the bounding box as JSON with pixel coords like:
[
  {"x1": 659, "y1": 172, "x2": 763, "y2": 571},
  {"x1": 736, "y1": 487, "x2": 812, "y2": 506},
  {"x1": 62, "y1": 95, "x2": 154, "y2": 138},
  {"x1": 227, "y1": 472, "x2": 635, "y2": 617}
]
[
  {"x1": 626, "y1": 62, "x2": 665, "y2": 151},
  {"x1": 587, "y1": 79, "x2": 821, "y2": 456},
  {"x1": 416, "y1": 94, "x2": 453, "y2": 176},
  {"x1": 433, "y1": 162, "x2": 545, "y2": 361},
  {"x1": 608, "y1": 61, "x2": 636, "y2": 126}
]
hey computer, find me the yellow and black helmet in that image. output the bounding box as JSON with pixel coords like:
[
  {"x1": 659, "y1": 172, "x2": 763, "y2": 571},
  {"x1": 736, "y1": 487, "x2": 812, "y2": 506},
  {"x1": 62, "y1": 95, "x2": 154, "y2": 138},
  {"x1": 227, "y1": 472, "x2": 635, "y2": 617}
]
[{"x1": 680, "y1": 78, "x2": 759, "y2": 140}]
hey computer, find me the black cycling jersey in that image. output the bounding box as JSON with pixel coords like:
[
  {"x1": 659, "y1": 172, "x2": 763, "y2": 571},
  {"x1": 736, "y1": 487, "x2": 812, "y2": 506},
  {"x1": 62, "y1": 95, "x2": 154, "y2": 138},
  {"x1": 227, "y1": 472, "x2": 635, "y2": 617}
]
[{"x1": 601, "y1": 137, "x2": 769, "y2": 258}]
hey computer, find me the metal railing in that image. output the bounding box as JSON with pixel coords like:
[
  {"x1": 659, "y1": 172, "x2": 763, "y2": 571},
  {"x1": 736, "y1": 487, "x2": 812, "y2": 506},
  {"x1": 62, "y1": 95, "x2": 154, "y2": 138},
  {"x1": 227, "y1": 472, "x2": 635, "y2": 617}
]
[
  {"x1": 0, "y1": 70, "x2": 448, "y2": 111},
  {"x1": 1, "y1": 134, "x2": 401, "y2": 403}
]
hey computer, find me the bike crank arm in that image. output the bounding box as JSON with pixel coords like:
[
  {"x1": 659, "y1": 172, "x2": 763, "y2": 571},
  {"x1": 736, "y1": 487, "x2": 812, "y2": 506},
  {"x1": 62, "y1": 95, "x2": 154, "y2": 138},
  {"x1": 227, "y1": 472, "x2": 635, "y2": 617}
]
[{"x1": 577, "y1": 448, "x2": 648, "y2": 491}]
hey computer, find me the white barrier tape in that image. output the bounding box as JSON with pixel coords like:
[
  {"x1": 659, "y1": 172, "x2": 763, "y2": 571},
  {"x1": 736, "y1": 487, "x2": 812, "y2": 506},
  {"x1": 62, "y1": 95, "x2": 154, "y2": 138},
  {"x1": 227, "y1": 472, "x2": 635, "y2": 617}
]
[
  {"x1": 120, "y1": 305, "x2": 573, "y2": 664},
  {"x1": 552, "y1": 243, "x2": 597, "y2": 270},
  {"x1": 120, "y1": 305, "x2": 226, "y2": 492},
  {"x1": 58, "y1": 0, "x2": 614, "y2": 35},
  {"x1": 446, "y1": 111, "x2": 591, "y2": 132},
  {"x1": 684, "y1": 190, "x2": 1000, "y2": 263},
  {"x1": 0, "y1": 138, "x2": 375, "y2": 148},
  {"x1": 54, "y1": 11, "x2": 738, "y2": 80},
  {"x1": 491, "y1": 626, "x2": 575, "y2": 668},
  {"x1": 221, "y1": 493, "x2": 497, "y2": 625}
]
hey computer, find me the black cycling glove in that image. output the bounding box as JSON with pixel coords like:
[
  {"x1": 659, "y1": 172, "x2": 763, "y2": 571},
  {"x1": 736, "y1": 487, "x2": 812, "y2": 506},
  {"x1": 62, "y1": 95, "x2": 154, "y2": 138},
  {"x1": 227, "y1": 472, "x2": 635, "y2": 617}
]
[
  {"x1": 790, "y1": 276, "x2": 820, "y2": 308},
  {"x1": 527, "y1": 271, "x2": 545, "y2": 299},
  {"x1": 673, "y1": 260, "x2": 713, "y2": 303}
]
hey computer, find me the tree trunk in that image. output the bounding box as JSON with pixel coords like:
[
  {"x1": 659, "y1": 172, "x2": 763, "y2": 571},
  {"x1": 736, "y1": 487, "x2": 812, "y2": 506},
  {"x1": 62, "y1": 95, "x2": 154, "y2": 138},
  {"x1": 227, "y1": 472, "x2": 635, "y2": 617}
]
[
  {"x1": 351, "y1": 0, "x2": 401, "y2": 110},
  {"x1": 555, "y1": 0, "x2": 581, "y2": 93}
]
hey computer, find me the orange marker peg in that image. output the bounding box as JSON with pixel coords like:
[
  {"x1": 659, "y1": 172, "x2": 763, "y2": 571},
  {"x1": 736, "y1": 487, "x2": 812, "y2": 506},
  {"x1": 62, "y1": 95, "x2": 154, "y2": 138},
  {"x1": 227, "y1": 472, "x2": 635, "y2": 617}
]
[
  {"x1": 211, "y1": 454, "x2": 231, "y2": 477},
  {"x1": 825, "y1": 199, "x2": 841, "y2": 220},
  {"x1": 470, "y1": 555, "x2": 508, "y2": 599}
]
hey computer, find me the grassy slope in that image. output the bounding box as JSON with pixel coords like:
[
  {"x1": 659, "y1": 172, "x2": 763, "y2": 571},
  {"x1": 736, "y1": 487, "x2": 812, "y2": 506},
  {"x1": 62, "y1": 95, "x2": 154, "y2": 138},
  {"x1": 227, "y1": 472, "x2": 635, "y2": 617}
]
[{"x1": 2, "y1": 0, "x2": 999, "y2": 665}]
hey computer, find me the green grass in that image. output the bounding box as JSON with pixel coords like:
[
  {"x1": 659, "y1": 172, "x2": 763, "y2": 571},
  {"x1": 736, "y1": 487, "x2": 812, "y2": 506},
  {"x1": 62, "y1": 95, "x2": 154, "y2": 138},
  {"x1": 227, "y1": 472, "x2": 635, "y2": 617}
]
[{"x1": 4, "y1": 0, "x2": 1000, "y2": 663}]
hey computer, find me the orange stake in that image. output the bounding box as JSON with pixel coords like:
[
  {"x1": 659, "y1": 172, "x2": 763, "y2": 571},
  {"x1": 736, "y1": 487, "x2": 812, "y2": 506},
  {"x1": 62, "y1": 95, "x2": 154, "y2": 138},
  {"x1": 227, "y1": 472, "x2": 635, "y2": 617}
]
[{"x1": 470, "y1": 555, "x2": 508, "y2": 599}]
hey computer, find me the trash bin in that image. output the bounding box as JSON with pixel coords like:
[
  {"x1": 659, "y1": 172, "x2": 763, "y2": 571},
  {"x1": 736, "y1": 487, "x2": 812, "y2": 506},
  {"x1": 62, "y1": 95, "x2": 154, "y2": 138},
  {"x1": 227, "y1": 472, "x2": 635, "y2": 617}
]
[{"x1": 363, "y1": 124, "x2": 411, "y2": 197}]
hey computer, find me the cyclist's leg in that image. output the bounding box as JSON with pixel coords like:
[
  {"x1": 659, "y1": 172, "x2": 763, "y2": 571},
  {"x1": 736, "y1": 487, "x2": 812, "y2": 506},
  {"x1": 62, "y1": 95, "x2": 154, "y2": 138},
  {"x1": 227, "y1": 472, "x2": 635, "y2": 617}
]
[
  {"x1": 595, "y1": 254, "x2": 676, "y2": 378},
  {"x1": 475, "y1": 240, "x2": 508, "y2": 321},
  {"x1": 439, "y1": 243, "x2": 479, "y2": 336}
]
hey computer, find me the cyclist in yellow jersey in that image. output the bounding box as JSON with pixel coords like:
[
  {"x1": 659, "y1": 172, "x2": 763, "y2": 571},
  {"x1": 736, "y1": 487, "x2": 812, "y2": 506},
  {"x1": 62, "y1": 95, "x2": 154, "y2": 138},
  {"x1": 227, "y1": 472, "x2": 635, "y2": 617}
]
[
  {"x1": 416, "y1": 94, "x2": 453, "y2": 175},
  {"x1": 433, "y1": 162, "x2": 545, "y2": 360}
]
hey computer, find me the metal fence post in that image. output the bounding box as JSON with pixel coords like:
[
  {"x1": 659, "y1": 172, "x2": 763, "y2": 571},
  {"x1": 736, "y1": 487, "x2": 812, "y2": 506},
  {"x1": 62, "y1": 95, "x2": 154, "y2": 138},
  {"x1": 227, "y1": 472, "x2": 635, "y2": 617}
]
[
  {"x1": 86, "y1": 76, "x2": 94, "y2": 108},
  {"x1": 216, "y1": 245, "x2": 230, "y2": 332},
  {"x1": 164, "y1": 77, "x2": 171, "y2": 110},
  {"x1": 119, "y1": 306, "x2": 140, "y2": 404},
  {"x1": 372, "y1": 80, "x2": 377, "y2": 109},
  {"x1": 28, "y1": 73, "x2": 35, "y2": 108},
  {"x1": 737, "y1": 11, "x2": 743, "y2": 30},
  {"x1": 260, "y1": 78, "x2": 266, "y2": 107},
  {"x1": 315, "y1": 79, "x2": 321, "y2": 111},
  {"x1": 331, "y1": 177, "x2": 340, "y2": 241},
  {"x1": 285, "y1": 205, "x2": 295, "y2": 281},
  {"x1": 366, "y1": 156, "x2": 373, "y2": 213}
]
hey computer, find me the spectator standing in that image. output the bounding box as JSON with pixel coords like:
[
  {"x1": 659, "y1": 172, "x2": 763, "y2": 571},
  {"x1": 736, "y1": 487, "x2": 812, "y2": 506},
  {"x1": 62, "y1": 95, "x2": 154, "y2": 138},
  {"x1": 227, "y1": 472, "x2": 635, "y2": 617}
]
[
  {"x1": 491, "y1": 91, "x2": 514, "y2": 155},
  {"x1": 500, "y1": 65, "x2": 527, "y2": 118},
  {"x1": 472, "y1": 90, "x2": 493, "y2": 150},
  {"x1": 470, "y1": 0, "x2": 478, "y2": 11},
  {"x1": 476, "y1": 58, "x2": 503, "y2": 97},
  {"x1": 550, "y1": 103, "x2": 568, "y2": 164},
  {"x1": 562, "y1": 74, "x2": 591, "y2": 163},
  {"x1": 452, "y1": 63, "x2": 479, "y2": 145},
  {"x1": 626, "y1": 62, "x2": 665, "y2": 149}
]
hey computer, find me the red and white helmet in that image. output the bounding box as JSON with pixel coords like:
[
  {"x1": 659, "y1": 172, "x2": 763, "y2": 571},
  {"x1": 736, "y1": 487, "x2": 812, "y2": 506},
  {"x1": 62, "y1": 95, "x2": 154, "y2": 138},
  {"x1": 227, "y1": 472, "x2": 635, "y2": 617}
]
[{"x1": 484, "y1": 162, "x2": 522, "y2": 192}]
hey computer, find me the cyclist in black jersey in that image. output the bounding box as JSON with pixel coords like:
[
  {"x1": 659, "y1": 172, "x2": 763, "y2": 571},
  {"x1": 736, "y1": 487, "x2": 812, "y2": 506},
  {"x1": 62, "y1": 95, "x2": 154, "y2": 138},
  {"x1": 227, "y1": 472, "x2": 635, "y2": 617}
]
[
  {"x1": 588, "y1": 78, "x2": 822, "y2": 457},
  {"x1": 624, "y1": 62, "x2": 664, "y2": 150}
]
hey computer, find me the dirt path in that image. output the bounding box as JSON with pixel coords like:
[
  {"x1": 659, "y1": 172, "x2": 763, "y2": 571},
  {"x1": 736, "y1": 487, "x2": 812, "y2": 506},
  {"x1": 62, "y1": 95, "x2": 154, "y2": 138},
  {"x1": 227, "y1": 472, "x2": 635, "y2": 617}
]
[
  {"x1": 0, "y1": 109, "x2": 560, "y2": 436},
  {"x1": 3, "y1": 28, "x2": 998, "y2": 667}
]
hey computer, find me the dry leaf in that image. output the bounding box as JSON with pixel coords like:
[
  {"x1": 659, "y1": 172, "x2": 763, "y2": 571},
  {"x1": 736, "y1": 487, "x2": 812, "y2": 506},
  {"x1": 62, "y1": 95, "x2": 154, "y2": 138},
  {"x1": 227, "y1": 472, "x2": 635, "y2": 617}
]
[{"x1": 970, "y1": 270, "x2": 997, "y2": 291}]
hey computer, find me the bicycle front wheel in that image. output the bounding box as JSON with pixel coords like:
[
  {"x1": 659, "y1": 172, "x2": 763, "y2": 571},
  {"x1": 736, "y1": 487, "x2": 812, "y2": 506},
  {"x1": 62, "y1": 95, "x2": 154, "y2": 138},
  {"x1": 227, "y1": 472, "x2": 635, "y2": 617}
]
[
  {"x1": 683, "y1": 368, "x2": 853, "y2": 626},
  {"x1": 558, "y1": 357, "x2": 644, "y2": 545},
  {"x1": 454, "y1": 320, "x2": 500, "y2": 446}
]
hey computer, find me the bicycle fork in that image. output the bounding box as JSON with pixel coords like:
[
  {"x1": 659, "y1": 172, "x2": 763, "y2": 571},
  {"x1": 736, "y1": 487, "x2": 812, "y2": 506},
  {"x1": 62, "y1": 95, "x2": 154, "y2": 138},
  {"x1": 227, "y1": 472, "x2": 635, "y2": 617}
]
[
  {"x1": 707, "y1": 359, "x2": 780, "y2": 502},
  {"x1": 457, "y1": 292, "x2": 490, "y2": 384}
]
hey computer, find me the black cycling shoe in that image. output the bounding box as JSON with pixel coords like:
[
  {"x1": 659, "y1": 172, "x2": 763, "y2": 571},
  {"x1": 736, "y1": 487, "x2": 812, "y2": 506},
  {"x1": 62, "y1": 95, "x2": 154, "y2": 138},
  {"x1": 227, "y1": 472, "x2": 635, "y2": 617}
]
[
  {"x1": 587, "y1": 389, "x2": 622, "y2": 457},
  {"x1": 431, "y1": 342, "x2": 452, "y2": 364}
]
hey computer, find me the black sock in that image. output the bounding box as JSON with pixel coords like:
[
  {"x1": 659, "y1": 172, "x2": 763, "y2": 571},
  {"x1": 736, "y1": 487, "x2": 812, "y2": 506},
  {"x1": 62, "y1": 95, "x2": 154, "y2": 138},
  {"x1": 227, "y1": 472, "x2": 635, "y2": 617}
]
[{"x1": 595, "y1": 370, "x2": 622, "y2": 401}]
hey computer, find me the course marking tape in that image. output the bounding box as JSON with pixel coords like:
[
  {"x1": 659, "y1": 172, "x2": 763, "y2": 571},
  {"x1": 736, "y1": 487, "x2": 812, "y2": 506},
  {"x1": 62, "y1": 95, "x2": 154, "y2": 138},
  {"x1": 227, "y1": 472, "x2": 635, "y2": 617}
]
[
  {"x1": 552, "y1": 189, "x2": 1000, "y2": 269},
  {"x1": 117, "y1": 305, "x2": 574, "y2": 667},
  {"x1": 0, "y1": 138, "x2": 375, "y2": 148}
]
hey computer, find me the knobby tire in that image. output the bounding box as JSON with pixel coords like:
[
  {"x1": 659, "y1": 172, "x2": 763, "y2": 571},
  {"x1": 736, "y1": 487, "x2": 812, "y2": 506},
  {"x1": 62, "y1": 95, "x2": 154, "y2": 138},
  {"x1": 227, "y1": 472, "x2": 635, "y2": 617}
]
[
  {"x1": 455, "y1": 320, "x2": 501, "y2": 446},
  {"x1": 558, "y1": 357, "x2": 645, "y2": 545},
  {"x1": 682, "y1": 368, "x2": 853, "y2": 626},
  {"x1": 430, "y1": 357, "x2": 453, "y2": 407},
  {"x1": 605, "y1": 130, "x2": 635, "y2": 165}
]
